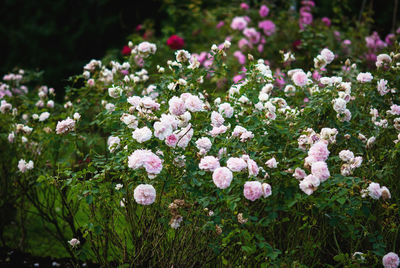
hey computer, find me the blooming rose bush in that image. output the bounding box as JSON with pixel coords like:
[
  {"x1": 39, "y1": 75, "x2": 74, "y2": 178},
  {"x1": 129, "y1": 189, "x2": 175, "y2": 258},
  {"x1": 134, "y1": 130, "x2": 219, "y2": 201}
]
[{"x1": 1, "y1": 1, "x2": 400, "y2": 267}]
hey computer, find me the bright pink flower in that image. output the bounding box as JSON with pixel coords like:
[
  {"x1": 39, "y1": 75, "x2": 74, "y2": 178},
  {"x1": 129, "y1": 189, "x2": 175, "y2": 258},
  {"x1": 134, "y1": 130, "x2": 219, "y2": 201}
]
[
  {"x1": 165, "y1": 134, "x2": 178, "y2": 147},
  {"x1": 240, "y1": 3, "x2": 249, "y2": 10},
  {"x1": 259, "y1": 5, "x2": 269, "y2": 17},
  {"x1": 216, "y1": 21, "x2": 225, "y2": 29},
  {"x1": 231, "y1": 17, "x2": 248, "y2": 30},
  {"x1": 233, "y1": 74, "x2": 245, "y2": 83},
  {"x1": 234, "y1": 51, "x2": 246, "y2": 65},
  {"x1": 168, "y1": 96, "x2": 186, "y2": 116},
  {"x1": 243, "y1": 28, "x2": 261, "y2": 44},
  {"x1": 258, "y1": 20, "x2": 275, "y2": 36}
]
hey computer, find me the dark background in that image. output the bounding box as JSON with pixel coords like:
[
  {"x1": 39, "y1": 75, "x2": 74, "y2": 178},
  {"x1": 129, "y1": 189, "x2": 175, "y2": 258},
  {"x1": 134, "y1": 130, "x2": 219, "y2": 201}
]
[{"x1": 0, "y1": 0, "x2": 398, "y2": 93}]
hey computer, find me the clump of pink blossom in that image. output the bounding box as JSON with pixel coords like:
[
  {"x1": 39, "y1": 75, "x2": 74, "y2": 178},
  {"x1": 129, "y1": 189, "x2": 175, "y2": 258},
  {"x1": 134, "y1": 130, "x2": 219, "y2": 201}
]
[
  {"x1": 56, "y1": 117, "x2": 76, "y2": 134},
  {"x1": 134, "y1": 184, "x2": 156, "y2": 205},
  {"x1": 311, "y1": 161, "x2": 330, "y2": 182},
  {"x1": 18, "y1": 159, "x2": 34, "y2": 173},
  {"x1": 196, "y1": 137, "x2": 212, "y2": 155},
  {"x1": 168, "y1": 96, "x2": 186, "y2": 116},
  {"x1": 356, "y1": 72, "x2": 373, "y2": 83},
  {"x1": 212, "y1": 167, "x2": 233, "y2": 189},
  {"x1": 258, "y1": 20, "x2": 275, "y2": 36},
  {"x1": 292, "y1": 71, "x2": 308, "y2": 87},
  {"x1": 299, "y1": 174, "x2": 320, "y2": 195},
  {"x1": 243, "y1": 181, "x2": 263, "y2": 201},
  {"x1": 199, "y1": 156, "x2": 220, "y2": 171},
  {"x1": 265, "y1": 157, "x2": 278, "y2": 168},
  {"x1": 382, "y1": 252, "x2": 399, "y2": 268},
  {"x1": 227, "y1": 157, "x2": 248, "y2": 172},
  {"x1": 259, "y1": 5, "x2": 269, "y2": 17},
  {"x1": 128, "y1": 150, "x2": 162, "y2": 178},
  {"x1": 308, "y1": 140, "x2": 330, "y2": 163},
  {"x1": 231, "y1": 17, "x2": 248, "y2": 30}
]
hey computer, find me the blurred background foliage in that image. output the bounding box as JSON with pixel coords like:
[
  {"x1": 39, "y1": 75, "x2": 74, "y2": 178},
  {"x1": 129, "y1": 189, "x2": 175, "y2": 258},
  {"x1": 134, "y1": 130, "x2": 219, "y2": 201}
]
[{"x1": 0, "y1": 0, "x2": 399, "y2": 96}]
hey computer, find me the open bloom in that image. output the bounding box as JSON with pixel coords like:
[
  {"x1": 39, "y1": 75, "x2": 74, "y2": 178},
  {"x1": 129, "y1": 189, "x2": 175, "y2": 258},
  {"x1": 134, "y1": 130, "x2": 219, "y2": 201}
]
[
  {"x1": 292, "y1": 71, "x2": 308, "y2": 86},
  {"x1": 196, "y1": 137, "x2": 212, "y2": 154},
  {"x1": 128, "y1": 150, "x2": 162, "y2": 177},
  {"x1": 382, "y1": 252, "x2": 399, "y2": 268},
  {"x1": 132, "y1": 127, "x2": 152, "y2": 143},
  {"x1": 212, "y1": 167, "x2": 233, "y2": 189},
  {"x1": 308, "y1": 141, "x2": 330, "y2": 162},
  {"x1": 368, "y1": 182, "x2": 382, "y2": 199},
  {"x1": 134, "y1": 184, "x2": 156, "y2": 205},
  {"x1": 231, "y1": 17, "x2": 248, "y2": 30},
  {"x1": 356, "y1": 72, "x2": 373, "y2": 83},
  {"x1": 167, "y1": 35, "x2": 184, "y2": 50},
  {"x1": 299, "y1": 175, "x2": 320, "y2": 195},
  {"x1": 227, "y1": 157, "x2": 248, "y2": 172},
  {"x1": 311, "y1": 161, "x2": 330, "y2": 182},
  {"x1": 18, "y1": 159, "x2": 34, "y2": 173},
  {"x1": 68, "y1": 238, "x2": 80, "y2": 247},
  {"x1": 56, "y1": 117, "x2": 76, "y2": 134},
  {"x1": 199, "y1": 156, "x2": 220, "y2": 171},
  {"x1": 243, "y1": 181, "x2": 263, "y2": 201}
]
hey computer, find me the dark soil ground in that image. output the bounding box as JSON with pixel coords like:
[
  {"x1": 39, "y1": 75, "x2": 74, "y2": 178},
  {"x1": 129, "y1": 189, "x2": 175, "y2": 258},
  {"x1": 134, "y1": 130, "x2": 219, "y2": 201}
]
[{"x1": 0, "y1": 247, "x2": 98, "y2": 267}]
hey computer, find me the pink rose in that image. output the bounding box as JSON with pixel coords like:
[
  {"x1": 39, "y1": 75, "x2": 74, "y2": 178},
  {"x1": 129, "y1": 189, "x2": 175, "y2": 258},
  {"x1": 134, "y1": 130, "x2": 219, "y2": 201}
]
[
  {"x1": 199, "y1": 156, "x2": 220, "y2": 171},
  {"x1": 134, "y1": 184, "x2": 156, "y2": 205},
  {"x1": 243, "y1": 181, "x2": 263, "y2": 201},
  {"x1": 212, "y1": 167, "x2": 233, "y2": 189}
]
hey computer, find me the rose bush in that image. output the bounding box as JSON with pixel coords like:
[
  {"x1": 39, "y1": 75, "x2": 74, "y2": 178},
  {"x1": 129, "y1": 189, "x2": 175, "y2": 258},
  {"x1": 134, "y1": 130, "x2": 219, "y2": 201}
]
[{"x1": 1, "y1": 1, "x2": 400, "y2": 267}]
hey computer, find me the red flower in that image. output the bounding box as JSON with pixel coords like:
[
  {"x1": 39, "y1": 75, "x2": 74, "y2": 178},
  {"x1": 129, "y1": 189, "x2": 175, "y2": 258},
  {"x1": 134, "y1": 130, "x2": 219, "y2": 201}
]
[
  {"x1": 121, "y1": 45, "x2": 131, "y2": 56},
  {"x1": 292, "y1": 39, "x2": 302, "y2": 50},
  {"x1": 167, "y1": 35, "x2": 184, "y2": 50}
]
